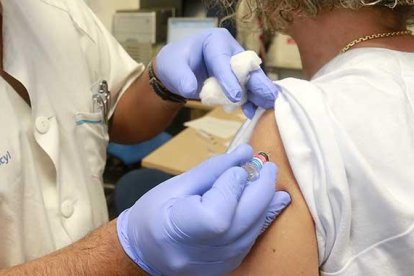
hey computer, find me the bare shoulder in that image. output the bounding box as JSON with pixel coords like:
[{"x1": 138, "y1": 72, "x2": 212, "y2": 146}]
[{"x1": 232, "y1": 109, "x2": 319, "y2": 275}]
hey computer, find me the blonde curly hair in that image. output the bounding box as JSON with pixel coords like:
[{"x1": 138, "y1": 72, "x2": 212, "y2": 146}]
[{"x1": 207, "y1": 0, "x2": 414, "y2": 31}]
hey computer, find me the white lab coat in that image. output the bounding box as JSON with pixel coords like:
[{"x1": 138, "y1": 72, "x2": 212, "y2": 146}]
[{"x1": 0, "y1": 0, "x2": 143, "y2": 267}]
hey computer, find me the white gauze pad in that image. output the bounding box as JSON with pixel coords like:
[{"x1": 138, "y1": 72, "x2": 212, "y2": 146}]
[{"x1": 200, "y1": 50, "x2": 262, "y2": 112}]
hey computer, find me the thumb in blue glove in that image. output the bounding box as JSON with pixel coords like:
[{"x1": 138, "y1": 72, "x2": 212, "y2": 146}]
[
  {"x1": 117, "y1": 144, "x2": 291, "y2": 276},
  {"x1": 156, "y1": 28, "x2": 279, "y2": 118}
]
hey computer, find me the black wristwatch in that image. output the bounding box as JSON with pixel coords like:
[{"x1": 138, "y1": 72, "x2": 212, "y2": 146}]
[{"x1": 148, "y1": 62, "x2": 187, "y2": 104}]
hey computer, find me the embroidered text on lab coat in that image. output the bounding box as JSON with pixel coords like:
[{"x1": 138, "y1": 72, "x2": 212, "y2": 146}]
[{"x1": 0, "y1": 151, "x2": 12, "y2": 166}]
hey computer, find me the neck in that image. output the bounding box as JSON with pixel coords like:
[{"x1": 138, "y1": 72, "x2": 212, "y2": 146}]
[{"x1": 288, "y1": 7, "x2": 409, "y2": 79}]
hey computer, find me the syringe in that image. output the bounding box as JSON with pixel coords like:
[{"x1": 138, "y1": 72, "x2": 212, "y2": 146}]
[{"x1": 242, "y1": 152, "x2": 270, "y2": 181}]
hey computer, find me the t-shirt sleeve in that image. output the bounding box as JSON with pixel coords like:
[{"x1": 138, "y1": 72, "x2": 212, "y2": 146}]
[{"x1": 274, "y1": 78, "x2": 352, "y2": 267}]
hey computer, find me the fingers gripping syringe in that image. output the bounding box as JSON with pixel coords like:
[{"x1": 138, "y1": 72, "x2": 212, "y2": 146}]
[{"x1": 242, "y1": 152, "x2": 270, "y2": 181}]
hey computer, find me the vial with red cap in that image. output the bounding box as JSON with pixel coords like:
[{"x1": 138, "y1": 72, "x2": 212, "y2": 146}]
[{"x1": 242, "y1": 152, "x2": 270, "y2": 181}]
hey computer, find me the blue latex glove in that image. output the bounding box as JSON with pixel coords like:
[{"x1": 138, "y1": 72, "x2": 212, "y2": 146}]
[
  {"x1": 117, "y1": 144, "x2": 291, "y2": 276},
  {"x1": 156, "y1": 28, "x2": 279, "y2": 119}
]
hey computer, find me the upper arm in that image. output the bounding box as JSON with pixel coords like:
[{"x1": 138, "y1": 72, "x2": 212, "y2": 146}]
[{"x1": 232, "y1": 109, "x2": 319, "y2": 275}]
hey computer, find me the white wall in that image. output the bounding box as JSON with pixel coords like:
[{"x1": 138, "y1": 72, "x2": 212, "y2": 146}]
[{"x1": 85, "y1": 0, "x2": 139, "y2": 32}]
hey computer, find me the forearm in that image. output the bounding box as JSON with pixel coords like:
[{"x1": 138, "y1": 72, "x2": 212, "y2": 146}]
[
  {"x1": 0, "y1": 220, "x2": 145, "y2": 276},
  {"x1": 110, "y1": 62, "x2": 184, "y2": 144}
]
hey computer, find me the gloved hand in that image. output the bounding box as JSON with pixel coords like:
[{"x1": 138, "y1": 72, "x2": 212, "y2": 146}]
[
  {"x1": 117, "y1": 144, "x2": 291, "y2": 276},
  {"x1": 155, "y1": 28, "x2": 279, "y2": 119}
]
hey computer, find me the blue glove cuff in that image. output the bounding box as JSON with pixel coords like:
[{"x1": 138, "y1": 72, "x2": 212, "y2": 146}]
[{"x1": 117, "y1": 209, "x2": 163, "y2": 276}]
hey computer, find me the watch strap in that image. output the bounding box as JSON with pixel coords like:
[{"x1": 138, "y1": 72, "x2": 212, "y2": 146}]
[{"x1": 148, "y1": 62, "x2": 187, "y2": 104}]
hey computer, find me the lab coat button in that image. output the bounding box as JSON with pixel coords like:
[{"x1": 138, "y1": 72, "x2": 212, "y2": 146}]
[
  {"x1": 35, "y1": 117, "x2": 50, "y2": 134},
  {"x1": 61, "y1": 201, "x2": 74, "y2": 218}
]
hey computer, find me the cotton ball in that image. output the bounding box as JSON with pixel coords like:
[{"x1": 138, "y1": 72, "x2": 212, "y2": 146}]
[
  {"x1": 230, "y1": 50, "x2": 262, "y2": 85},
  {"x1": 200, "y1": 78, "x2": 236, "y2": 106},
  {"x1": 200, "y1": 51, "x2": 262, "y2": 112}
]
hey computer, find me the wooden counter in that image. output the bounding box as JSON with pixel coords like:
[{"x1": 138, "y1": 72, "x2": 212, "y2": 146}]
[{"x1": 142, "y1": 108, "x2": 246, "y2": 175}]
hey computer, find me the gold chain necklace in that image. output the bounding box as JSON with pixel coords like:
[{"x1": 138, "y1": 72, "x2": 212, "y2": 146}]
[{"x1": 341, "y1": 30, "x2": 412, "y2": 53}]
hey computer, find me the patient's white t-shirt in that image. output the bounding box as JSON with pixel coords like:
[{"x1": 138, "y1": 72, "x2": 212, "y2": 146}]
[{"x1": 233, "y1": 48, "x2": 414, "y2": 275}]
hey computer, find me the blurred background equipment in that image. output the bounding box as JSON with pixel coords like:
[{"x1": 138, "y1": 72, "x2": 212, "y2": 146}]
[
  {"x1": 111, "y1": 0, "x2": 220, "y2": 65},
  {"x1": 113, "y1": 8, "x2": 174, "y2": 64},
  {"x1": 140, "y1": 0, "x2": 183, "y2": 16},
  {"x1": 167, "y1": 17, "x2": 218, "y2": 44},
  {"x1": 265, "y1": 33, "x2": 303, "y2": 80}
]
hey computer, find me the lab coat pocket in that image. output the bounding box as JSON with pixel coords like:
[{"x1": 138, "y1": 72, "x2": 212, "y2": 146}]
[{"x1": 75, "y1": 112, "x2": 109, "y2": 178}]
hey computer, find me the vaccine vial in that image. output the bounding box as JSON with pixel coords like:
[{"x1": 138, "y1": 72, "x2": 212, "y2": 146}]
[{"x1": 242, "y1": 152, "x2": 270, "y2": 181}]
